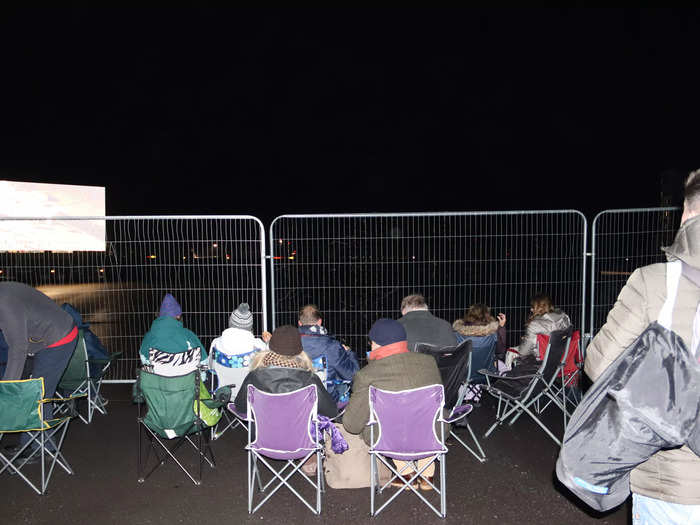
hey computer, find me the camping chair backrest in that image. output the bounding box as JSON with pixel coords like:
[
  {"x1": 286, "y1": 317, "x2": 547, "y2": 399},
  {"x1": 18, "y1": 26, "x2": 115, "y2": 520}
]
[
  {"x1": 416, "y1": 339, "x2": 472, "y2": 408},
  {"x1": 0, "y1": 378, "x2": 47, "y2": 432},
  {"x1": 138, "y1": 369, "x2": 199, "y2": 438},
  {"x1": 58, "y1": 329, "x2": 88, "y2": 391},
  {"x1": 369, "y1": 384, "x2": 446, "y2": 461},
  {"x1": 537, "y1": 328, "x2": 580, "y2": 376},
  {"x1": 247, "y1": 384, "x2": 318, "y2": 461},
  {"x1": 210, "y1": 347, "x2": 257, "y2": 400},
  {"x1": 466, "y1": 333, "x2": 497, "y2": 383},
  {"x1": 148, "y1": 346, "x2": 202, "y2": 377},
  {"x1": 539, "y1": 328, "x2": 573, "y2": 382}
]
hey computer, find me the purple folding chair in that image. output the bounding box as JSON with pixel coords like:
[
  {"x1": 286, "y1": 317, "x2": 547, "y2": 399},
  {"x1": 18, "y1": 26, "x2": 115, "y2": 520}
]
[
  {"x1": 245, "y1": 384, "x2": 324, "y2": 515},
  {"x1": 368, "y1": 384, "x2": 448, "y2": 518}
]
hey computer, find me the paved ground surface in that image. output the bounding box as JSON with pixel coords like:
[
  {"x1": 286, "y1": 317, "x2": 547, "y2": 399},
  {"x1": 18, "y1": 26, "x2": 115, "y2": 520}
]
[{"x1": 2, "y1": 384, "x2": 630, "y2": 525}]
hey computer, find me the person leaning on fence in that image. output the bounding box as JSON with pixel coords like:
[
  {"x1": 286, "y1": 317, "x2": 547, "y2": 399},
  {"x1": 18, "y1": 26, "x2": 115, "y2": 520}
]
[
  {"x1": 138, "y1": 293, "x2": 208, "y2": 372},
  {"x1": 453, "y1": 303, "x2": 507, "y2": 362},
  {"x1": 298, "y1": 304, "x2": 359, "y2": 402},
  {"x1": 0, "y1": 281, "x2": 79, "y2": 459},
  {"x1": 584, "y1": 169, "x2": 700, "y2": 522},
  {"x1": 397, "y1": 294, "x2": 458, "y2": 352},
  {"x1": 234, "y1": 325, "x2": 338, "y2": 476},
  {"x1": 342, "y1": 318, "x2": 444, "y2": 491},
  {"x1": 209, "y1": 302, "x2": 270, "y2": 368}
]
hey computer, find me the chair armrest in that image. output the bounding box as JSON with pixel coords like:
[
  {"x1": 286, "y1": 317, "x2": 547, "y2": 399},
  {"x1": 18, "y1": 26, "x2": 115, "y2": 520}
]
[
  {"x1": 226, "y1": 402, "x2": 248, "y2": 421},
  {"x1": 444, "y1": 403, "x2": 473, "y2": 424}
]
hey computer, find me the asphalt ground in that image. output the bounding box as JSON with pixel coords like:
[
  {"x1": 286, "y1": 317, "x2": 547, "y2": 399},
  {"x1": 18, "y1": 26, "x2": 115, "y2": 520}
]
[{"x1": 1, "y1": 384, "x2": 630, "y2": 525}]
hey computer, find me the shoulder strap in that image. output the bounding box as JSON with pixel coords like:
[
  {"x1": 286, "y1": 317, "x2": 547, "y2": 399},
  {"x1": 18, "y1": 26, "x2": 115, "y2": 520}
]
[{"x1": 658, "y1": 260, "x2": 682, "y2": 330}]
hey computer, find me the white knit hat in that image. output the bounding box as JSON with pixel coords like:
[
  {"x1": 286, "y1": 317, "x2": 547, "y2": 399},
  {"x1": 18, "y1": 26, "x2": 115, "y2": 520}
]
[{"x1": 229, "y1": 302, "x2": 254, "y2": 331}]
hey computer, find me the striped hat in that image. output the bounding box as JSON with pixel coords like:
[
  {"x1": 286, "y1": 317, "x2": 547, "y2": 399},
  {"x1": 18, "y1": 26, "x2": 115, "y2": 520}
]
[{"x1": 229, "y1": 302, "x2": 254, "y2": 332}]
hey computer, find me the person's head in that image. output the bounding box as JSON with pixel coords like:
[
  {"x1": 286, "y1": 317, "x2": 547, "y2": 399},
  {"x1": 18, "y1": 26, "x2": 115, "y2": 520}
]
[
  {"x1": 229, "y1": 302, "x2": 254, "y2": 332},
  {"x1": 368, "y1": 318, "x2": 407, "y2": 351},
  {"x1": 298, "y1": 304, "x2": 323, "y2": 326},
  {"x1": 463, "y1": 303, "x2": 495, "y2": 325},
  {"x1": 682, "y1": 169, "x2": 700, "y2": 224},
  {"x1": 251, "y1": 325, "x2": 313, "y2": 370},
  {"x1": 529, "y1": 293, "x2": 554, "y2": 318},
  {"x1": 400, "y1": 294, "x2": 429, "y2": 315},
  {"x1": 159, "y1": 293, "x2": 182, "y2": 320}
]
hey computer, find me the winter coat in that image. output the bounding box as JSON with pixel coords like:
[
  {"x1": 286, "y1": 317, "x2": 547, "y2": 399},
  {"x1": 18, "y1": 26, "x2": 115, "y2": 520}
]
[
  {"x1": 584, "y1": 214, "x2": 700, "y2": 505},
  {"x1": 342, "y1": 350, "x2": 443, "y2": 446},
  {"x1": 139, "y1": 316, "x2": 207, "y2": 365},
  {"x1": 0, "y1": 282, "x2": 75, "y2": 380},
  {"x1": 517, "y1": 310, "x2": 571, "y2": 358},
  {"x1": 299, "y1": 324, "x2": 359, "y2": 401},
  {"x1": 453, "y1": 318, "x2": 507, "y2": 364},
  {"x1": 234, "y1": 366, "x2": 338, "y2": 418},
  {"x1": 398, "y1": 310, "x2": 457, "y2": 352},
  {"x1": 210, "y1": 327, "x2": 267, "y2": 357}
]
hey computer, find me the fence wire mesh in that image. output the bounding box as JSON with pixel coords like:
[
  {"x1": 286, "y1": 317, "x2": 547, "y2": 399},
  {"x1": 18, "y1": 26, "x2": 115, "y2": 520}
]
[
  {"x1": 270, "y1": 212, "x2": 587, "y2": 364},
  {"x1": 589, "y1": 207, "x2": 681, "y2": 340},
  {"x1": 0, "y1": 216, "x2": 266, "y2": 381}
]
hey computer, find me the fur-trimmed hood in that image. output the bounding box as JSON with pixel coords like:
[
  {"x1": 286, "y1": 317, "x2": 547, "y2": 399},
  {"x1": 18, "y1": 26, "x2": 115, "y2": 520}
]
[{"x1": 452, "y1": 318, "x2": 499, "y2": 337}]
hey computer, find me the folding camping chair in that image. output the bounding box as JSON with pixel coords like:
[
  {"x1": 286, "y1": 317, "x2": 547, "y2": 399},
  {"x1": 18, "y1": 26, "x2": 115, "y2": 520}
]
[
  {"x1": 416, "y1": 340, "x2": 484, "y2": 462},
  {"x1": 535, "y1": 329, "x2": 583, "y2": 428},
  {"x1": 55, "y1": 329, "x2": 122, "y2": 424},
  {"x1": 481, "y1": 327, "x2": 573, "y2": 446},
  {"x1": 245, "y1": 384, "x2": 324, "y2": 515},
  {"x1": 136, "y1": 368, "x2": 221, "y2": 486},
  {"x1": 368, "y1": 384, "x2": 451, "y2": 518},
  {"x1": 208, "y1": 347, "x2": 256, "y2": 439},
  {"x1": 0, "y1": 378, "x2": 76, "y2": 494}
]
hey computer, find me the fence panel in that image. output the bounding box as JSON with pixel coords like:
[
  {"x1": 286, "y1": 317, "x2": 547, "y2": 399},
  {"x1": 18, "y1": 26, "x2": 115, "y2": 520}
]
[
  {"x1": 270, "y1": 212, "x2": 587, "y2": 364},
  {"x1": 589, "y1": 207, "x2": 681, "y2": 342},
  {"x1": 0, "y1": 216, "x2": 266, "y2": 381}
]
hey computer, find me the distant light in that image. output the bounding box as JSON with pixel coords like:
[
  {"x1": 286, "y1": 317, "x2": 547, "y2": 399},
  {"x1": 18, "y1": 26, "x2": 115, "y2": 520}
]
[
  {"x1": 98, "y1": 268, "x2": 104, "y2": 273},
  {"x1": 147, "y1": 255, "x2": 157, "y2": 259},
  {"x1": 212, "y1": 243, "x2": 218, "y2": 248},
  {"x1": 50, "y1": 269, "x2": 56, "y2": 274},
  {"x1": 182, "y1": 256, "x2": 187, "y2": 260},
  {"x1": 278, "y1": 239, "x2": 283, "y2": 245},
  {"x1": 288, "y1": 256, "x2": 295, "y2": 260},
  {"x1": 226, "y1": 254, "x2": 230, "y2": 260}
]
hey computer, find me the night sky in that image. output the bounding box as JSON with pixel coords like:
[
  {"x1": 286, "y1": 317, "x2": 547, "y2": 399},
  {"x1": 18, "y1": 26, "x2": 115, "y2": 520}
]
[{"x1": 1, "y1": 8, "x2": 699, "y2": 225}]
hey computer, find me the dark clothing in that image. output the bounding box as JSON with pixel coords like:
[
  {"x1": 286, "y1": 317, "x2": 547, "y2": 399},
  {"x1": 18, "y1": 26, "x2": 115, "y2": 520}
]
[
  {"x1": 234, "y1": 366, "x2": 338, "y2": 418},
  {"x1": 398, "y1": 310, "x2": 457, "y2": 352},
  {"x1": 61, "y1": 303, "x2": 110, "y2": 377},
  {"x1": 0, "y1": 282, "x2": 75, "y2": 381},
  {"x1": 299, "y1": 324, "x2": 359, "y2": 401}
]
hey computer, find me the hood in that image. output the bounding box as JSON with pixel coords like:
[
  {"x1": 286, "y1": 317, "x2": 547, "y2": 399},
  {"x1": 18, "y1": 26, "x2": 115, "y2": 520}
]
[
  {"x1": 61, "y1": 303, "x2": 88, "y2": 329},
  {"x1": 212, "y1": 327, "x2": 256, "y2": 355},
  {"x1": 542, "y1": 310, "x2": 571, "y2": 330},
  {"x1": 453, "y1": 319, "x2": 499, "y2": 337},
  {"x1": 664, "y1": 215, "x2": 700, "y2": 269}
]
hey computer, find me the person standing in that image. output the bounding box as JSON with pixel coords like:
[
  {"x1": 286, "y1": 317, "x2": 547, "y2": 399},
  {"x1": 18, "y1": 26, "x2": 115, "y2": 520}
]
[
  {"x1": 585, "y1": 169, "x2": 700, "y2": 523},
  {"x1": 0, "y1": 281, "x2": 78, "y2": 455}
]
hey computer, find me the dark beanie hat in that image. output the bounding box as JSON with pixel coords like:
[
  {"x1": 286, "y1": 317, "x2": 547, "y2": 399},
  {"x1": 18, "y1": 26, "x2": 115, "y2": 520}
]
[
  {"x1": 369, "y1": 318, "x2": 407, "y2": 347},
  {"x1": 268, "y1": 325, "x2": 304, "y2": 356},
  {"x1": 159, "y1": 293, "x2": 182, "y2": 318}
]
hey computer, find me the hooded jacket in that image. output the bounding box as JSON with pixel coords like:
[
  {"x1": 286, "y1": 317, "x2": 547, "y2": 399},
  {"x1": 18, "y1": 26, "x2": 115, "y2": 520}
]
[
  {"x1": 517, "y1": 310, "x2": 571, "y2": 359},
  {"x1": 139, "y1": 316, "x2": 206, "y2": 365},
  {"x1": 584, "y1": 215, "x2": 700, "y2": 505}
]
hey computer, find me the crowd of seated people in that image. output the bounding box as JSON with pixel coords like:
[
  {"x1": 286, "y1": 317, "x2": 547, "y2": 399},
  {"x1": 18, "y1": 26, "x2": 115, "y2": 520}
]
[{"x1": 136, "y1": 291, "x2": 570, "y2": 489}]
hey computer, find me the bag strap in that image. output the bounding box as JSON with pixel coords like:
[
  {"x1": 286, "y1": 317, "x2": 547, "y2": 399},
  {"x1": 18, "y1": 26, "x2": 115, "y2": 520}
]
[{"x1": 658, "y1": 260, "x2": 682, "y2": 330}]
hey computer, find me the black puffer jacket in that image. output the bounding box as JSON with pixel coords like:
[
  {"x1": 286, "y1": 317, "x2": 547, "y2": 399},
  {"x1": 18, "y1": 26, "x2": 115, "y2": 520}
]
[{"x1": 234, "y1": 367, "x2": 338, "y2": 418}]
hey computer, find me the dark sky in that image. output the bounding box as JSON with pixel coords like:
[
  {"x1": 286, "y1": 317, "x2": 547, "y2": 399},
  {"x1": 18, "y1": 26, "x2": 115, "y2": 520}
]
[{"x1": 1, "y1": 8, "x2": 699, "y2": 225}]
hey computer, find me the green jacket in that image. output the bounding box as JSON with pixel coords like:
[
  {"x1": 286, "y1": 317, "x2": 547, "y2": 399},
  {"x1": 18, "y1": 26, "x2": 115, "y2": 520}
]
[{"x1": 139, "y1": 316, "x2": 207, "y2": 365}]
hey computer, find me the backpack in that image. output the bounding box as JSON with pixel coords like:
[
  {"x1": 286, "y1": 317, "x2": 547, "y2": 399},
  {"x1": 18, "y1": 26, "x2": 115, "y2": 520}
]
[{"x1": 555, "y1": 261, "x2": 700, "y2": 511}]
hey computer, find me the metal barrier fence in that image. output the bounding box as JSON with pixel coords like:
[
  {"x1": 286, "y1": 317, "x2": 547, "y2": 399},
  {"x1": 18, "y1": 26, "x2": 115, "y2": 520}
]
[
  {"x1": 589, "y1": 207, "x2": 681, "y2": 342},
  {"x1": 270, "y1": 212, "x2": 587, "y2": 363},
  {"x1": 1, "y1": 208, "x2": 682, "y2": 380},
  {"x1": 0, "y1": 216, "x2": 266, "y2": 381}
]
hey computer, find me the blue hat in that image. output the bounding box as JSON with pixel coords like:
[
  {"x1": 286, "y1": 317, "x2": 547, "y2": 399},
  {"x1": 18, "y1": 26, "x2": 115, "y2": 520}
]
[
  {"x1": 369, "y1": 318, "x2": 406, "y2": 347},
  {"x1": 159, "y1": 293, "x2": 182, "y2": 318}
]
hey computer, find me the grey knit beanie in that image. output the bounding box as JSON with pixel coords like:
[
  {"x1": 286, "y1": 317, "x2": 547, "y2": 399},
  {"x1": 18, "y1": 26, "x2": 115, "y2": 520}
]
[{"x1": 229, "y1": 302, "x2": 254, "y2": 331}]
